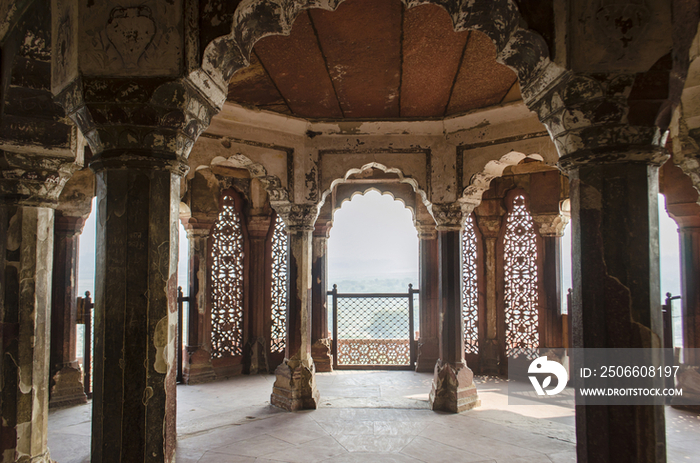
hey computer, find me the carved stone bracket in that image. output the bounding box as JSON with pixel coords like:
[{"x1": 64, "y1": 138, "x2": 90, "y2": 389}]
[
  {"x1": 0, "y1": 151, "x2": 81, "y2": 208},
  {"x1": 272, "y1": 202, "x2": 319, "y2": 232},
  {"x1": 526, "y1": 72, "x2": 669, "y2": 168},
  {"x1": 532, "y1": 212, "x2": 570, "y2": 238},
  {"x1": 55, "y1": 77, "x2": 217, "y2": 165},
  {"x1": 415, "y1": 220, "x2": 437, "y2": 240},
  {"x1": 429, "y1": 202, "x2": 472, "y2": 232}
]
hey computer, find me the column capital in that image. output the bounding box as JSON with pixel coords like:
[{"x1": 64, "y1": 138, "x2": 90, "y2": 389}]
[
  {"x1": 54, "y1": 214, "x2": 87, "y2": 236},
  {"x1": 532, "y1": 212, "x2": 570, "y2": 238},
  {"x1": 474, "y1": 215, "x2": 503, "y2": 239},
  {"x1": 429, "y1": 203, "x2": 472, "y2": 232},
  {"x1": 273, "y1": 203, "x2": 319, "y2": 232},
  {"x1": 528, "y1": 72, "x2": 669, "y2": 168},
  {"x1": 415, "y1": 221, "x2": 437, "y2": 240}
]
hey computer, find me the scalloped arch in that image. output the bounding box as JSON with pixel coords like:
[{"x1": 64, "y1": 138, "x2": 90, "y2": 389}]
[
  {"x1": 318, "y1": 162, "x2": 431, "y2": 215},
  {"x1": 332, "y1": 186, "x2": 418, "y2": 222},
  {"x1": 208, "y1": 153, "x2": 290, "y2": 204},
  {"x1": 200, "y1": 0, "x2": 559, "y2": 110},
  {"x1": 460, "y1": 151, "x2": 545, "y2": 207}
]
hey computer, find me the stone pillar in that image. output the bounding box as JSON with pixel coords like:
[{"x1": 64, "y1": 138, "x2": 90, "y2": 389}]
[
  {"x1": 49, "y1": 213, "x2": 89, "y2": 408},
  {"x1": 532, "y1": 213, "x2": 569, "y2": 351},
  {"x1": 182, "y1": 224, "x2": 216, "y2": 384},
  {"x1": 661, "y1": 161, "x2": 700, "y2": 365},
  {"x1": 311, "y1": 222, "x2": 332, "y2": 372},
  {"x1": 473, "y1": 213, "x2": 504, "y2": 375},
  {"x1": 531, "y1": 72, "x2": 668, "y2": 463},
  {"x1": 88, "y1": 157, "x2": 185, "y2": 463},
  {"x1": 0, "y1": 206, "x2": 56, "y2": 463},
  {"x1": 415, "y1": 223, "x2": 439, "y2": 372},
  {"x1": 246, "y1": 214, "x2": 273, "y2": 374},
  {"x1": 428, "y1": 203, "x2": 480, "y2": 413},
  {"x1": 270, "y1": 204, "x2": 320, "y2": 411}
]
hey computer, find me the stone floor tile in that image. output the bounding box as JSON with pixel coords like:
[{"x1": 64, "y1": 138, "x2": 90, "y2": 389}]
[
  {"x1": 373, "y1": 420, "x2": 430, "y2": 436},
  {"x1": 318, "y1": 452, "x2": 426, "y2": 463},
  {"x1": 263, "y1": 436, "x2": 347, "y2": 462},
  {"x1": 47, "y1": 433, "x2": 90, "y2": 463},
  {"x1": 546, "y1": 451, "x2": 576, "y2": 463},
  {"x1": 400, "y1": 437, "x2": 493, "y2": 463},
  {"x1": 209, "y1": 434, "x2": 295, "y2": 458},
  {"x1": 196, "y1": 451, "x2": 256, "y2": 463},
  {"x1": 333, "y1": 434, "x2": 415, "y2": 453},
  {"x1": 266, "y1": 421, "x2": 330, "y2": 445},
  {"x1": 314, "y1": 420, "x2": 375, "y2": 436}
]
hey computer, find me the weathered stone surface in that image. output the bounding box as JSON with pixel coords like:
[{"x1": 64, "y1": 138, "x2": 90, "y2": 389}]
[
  {"x1": 90, "y1": 166, "x2": 181, "y2": 463},
  {"x1": 49, "y1": 213, "x2": 87, "y2": 409},
  {"x1": 311, "y1": 339, "x2": 333, "y2": 373},
  {"x1": 0, "y1": 206, "x2": 55, "y2": 463},
  {"x1": 181, "y1": 225, "x2": 216, "y2": 385},
  {"x1": 415, "y1": 226, "x2": 439, "y2": 373},
  {"x1": 270, "y1": 358, "x2": 320, "y2": 411},
  {"x1": 429, "y1": 360, "x2": 480, "y2": 413},
  {"x1": 270, "y1": 204, "x2": 319, "y2": 410}
]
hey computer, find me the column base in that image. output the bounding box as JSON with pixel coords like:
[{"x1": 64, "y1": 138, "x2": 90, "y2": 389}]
[
  {"x1": 429, "y1": 360, "x2": 480, "y2": 413},
  {"x1": 270, "y1": 358, "x2": 320, "y2": 411},
  {"x1": 671, "y1": 365, "x2": 700, "y2": 412},
  {"x1": 481, "y1": 340, "x2": 501, "y2": 376},
  {"x1": 183, "y1": 348, "x2": 216, "y2": 385},
  {"x1": 415, "y1": 337, "x2": 439, "y2": 372},
  {"x1": 311, "y1": 339, "x2": 333, "y2": 372},
  {"x1": 49, "y1": 366, "x2": 88, "y2": 409},
  {"x1": 245, "y1": 337, "x2": 269, "y2": 375}
]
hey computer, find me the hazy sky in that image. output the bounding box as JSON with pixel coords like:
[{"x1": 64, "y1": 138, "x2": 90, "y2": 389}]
[{"x1": 327, "y1": 190, "x2": 419, "y2": 283}]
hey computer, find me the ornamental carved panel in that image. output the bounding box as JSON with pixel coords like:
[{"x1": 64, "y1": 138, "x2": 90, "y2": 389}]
[
  {"x1": 270, "y1": 214, "x2": 288, "y2": 354},
  {"x1": 211, "y1": 194, "x2": 244, "y2": 358},
  {"x1": 504, "y1": 194, "x2": 539, "y2": 360},
  {"x1": 462, "y1": 214, "x2": 479, "y2": 355}
]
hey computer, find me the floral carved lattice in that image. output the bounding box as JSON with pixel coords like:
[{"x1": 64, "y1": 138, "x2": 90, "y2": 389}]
[
  {"x1": 504, "y1": 194, "x2": 539, "y2": 359},
  {"x1": 270, "y1": 214, "x2": 288, "y2": 353},
  {"x1": 211, "y1": 195, "x2": 244, "y2": 358},
  {"x1": 462, "y1": 214, "x2": 479, "y2": 355}
]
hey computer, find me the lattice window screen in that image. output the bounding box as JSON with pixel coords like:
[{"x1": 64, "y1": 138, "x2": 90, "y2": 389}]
[
  {"x1": 504, "y1": 194, "x2": 539, "y2": 359},
  {"x1": 211, "y1": 195, "x2": 244, "y2": 358},
  {"x1": 462, "y1": 214, "x2": 479, "y2": 355},
  {"x1": 270, "y1": 214, "x2": 288, "y2": 353}
]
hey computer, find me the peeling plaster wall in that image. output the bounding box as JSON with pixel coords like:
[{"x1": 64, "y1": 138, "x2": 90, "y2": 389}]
[{"x1": 195, "y1": 101, "x2": 558, "y2": 209}]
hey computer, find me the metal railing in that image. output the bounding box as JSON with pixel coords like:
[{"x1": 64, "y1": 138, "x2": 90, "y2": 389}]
[
  {"x1": 77, "y1": 291, "x2": 94, "y2": 399},
  {"x1": 329, "y1": 284, "x2": 418, "y2": 370},
  {"x1": 177, "y1": 287, "x2": 191, "y2": 384}
]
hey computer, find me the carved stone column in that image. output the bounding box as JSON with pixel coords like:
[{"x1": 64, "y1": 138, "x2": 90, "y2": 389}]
[
  {"x1": 0, "y1": 1, "x2": 80, "y2": 459},
  {"x1": 246, "y1": 214, "x2": 273, "y2": 374},
  {"x1": 415, "y1": 222, "x2": 439, "y2": 373},
  {"x1": 531, "y1": 72, "x2": 667, "y2": 463},
  {"x1": 311, "y1": 222, "x2": 332, "y2": 372},
  {"x1": 182, "y1": 223, "x2": 216, "y2": 384},
  {"x1": 532, "y1": 213, "x2": 569, "y2": 353},
  {"x1": 270, "y1": 204, "x2": 321, "y2": 411},
  {"x1": 49, "y1": 213, "x2": 89, "y2": 408},
  {"x1": 428, "y1": 203, "x2": 480, "y2": 413},
  {"x1": 473, "y1": 211, "x2": 504, "y2": 376}
]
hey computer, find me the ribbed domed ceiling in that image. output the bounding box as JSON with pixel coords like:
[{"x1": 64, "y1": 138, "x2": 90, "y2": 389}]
[{"x1": 226, "y1": 0, "x2": 521, "y2": 120}]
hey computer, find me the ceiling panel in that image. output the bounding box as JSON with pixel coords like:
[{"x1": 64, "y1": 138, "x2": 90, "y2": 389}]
[
  {"x1": 227, "y1": 52, "x2": 290, "y2": 114},
  {"x1": 400, "y1": 5, "x2": 469, "y2": 118},
  {"x1": 445, "y1": 31, "x2": 518, "y2": 116},
  {"x1": 310, "y1": 0, "x2": 402, "y2": 119},
  {"x1": 255, "y1": 11, "x2": 343, "y2": 119}
]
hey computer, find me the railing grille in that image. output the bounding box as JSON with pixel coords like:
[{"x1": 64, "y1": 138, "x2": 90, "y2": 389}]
[{"x1": 331, "y1": 285, "x2": 417, "y2": 369}]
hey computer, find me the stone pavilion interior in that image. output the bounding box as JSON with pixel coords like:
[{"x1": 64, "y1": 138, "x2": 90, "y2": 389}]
[{"x1": 1, "y1": 0, "x2": 700, "y2": 462}]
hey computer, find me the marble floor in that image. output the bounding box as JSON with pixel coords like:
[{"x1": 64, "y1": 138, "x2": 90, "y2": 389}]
[{"x1": 48, "y1": 371, "x2": 700, "y2": 463}]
